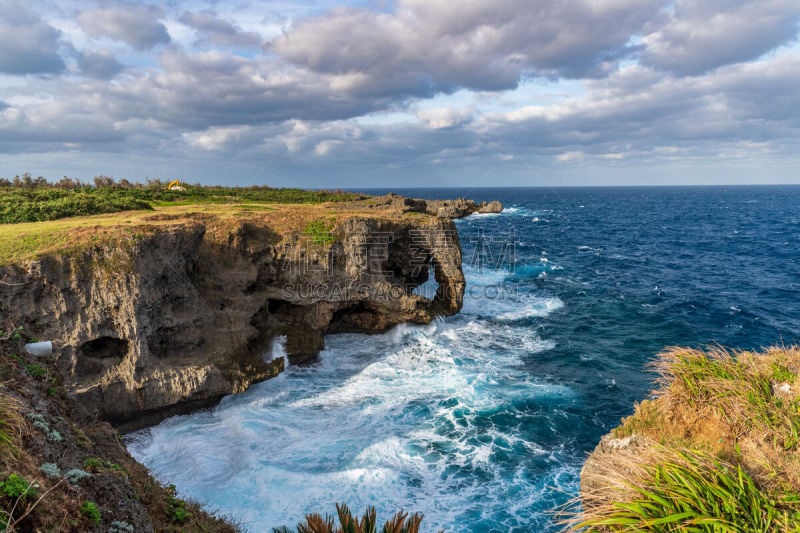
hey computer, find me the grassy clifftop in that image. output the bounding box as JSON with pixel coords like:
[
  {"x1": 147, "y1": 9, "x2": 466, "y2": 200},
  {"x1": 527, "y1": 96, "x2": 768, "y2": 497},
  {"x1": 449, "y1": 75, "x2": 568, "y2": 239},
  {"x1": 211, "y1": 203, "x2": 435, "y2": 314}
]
[
  {"x1": 0, "y1": 183, "x2": 362, "y2": 224},
  {"x1": 0, "y1": 186, "x2": 450, "y2": 266},
  {"x1": 575, "y1": 346, "x2": 800, "y2": 531}
]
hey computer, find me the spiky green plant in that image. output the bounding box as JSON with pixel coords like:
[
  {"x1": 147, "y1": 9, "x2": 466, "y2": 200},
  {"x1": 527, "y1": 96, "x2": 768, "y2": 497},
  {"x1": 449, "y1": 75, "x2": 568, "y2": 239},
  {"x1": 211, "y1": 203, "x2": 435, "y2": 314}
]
[{"x1": 274, "y1": 504, "x2": 427, "y2": 533}]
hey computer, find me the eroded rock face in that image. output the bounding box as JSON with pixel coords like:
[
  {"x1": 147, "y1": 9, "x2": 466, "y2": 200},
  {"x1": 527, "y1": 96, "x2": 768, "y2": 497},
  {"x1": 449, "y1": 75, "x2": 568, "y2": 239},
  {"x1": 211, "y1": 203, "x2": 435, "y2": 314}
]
[
  {"x1": 0, "y1": 215, "x2": 465, "y2": 429},
  {"x1": 478, "y1": 200, "x2": 504, "y2": 214}
]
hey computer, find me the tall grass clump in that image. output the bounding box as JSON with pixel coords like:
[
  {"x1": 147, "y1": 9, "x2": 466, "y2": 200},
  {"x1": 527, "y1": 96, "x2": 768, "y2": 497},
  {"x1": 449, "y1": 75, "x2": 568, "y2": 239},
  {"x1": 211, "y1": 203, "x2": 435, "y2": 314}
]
[
  {"x1": 575, "y1": 449, "x2": 800, "y2": 532},
  {"x1": 0, "y1": 392, "x2": 24, "y2": 463}
]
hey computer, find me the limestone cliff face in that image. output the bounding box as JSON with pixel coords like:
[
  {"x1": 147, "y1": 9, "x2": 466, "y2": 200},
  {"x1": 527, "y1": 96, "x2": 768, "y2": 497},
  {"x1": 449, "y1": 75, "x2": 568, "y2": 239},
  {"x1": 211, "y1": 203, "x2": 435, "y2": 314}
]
[{"x1": 0, "y1": 213, "x2": 465, "y2": 430}]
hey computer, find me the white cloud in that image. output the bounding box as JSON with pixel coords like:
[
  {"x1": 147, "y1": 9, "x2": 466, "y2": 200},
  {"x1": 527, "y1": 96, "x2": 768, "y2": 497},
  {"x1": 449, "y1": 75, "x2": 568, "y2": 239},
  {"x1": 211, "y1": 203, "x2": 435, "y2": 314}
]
[
  {"x1": 556, "y1": 151, "x2": 584, "y2": 162},
  {"x1": 77, "y1": 2, "x2": 171, "y2": 50},
  {"x1": 641, "y1": 0, "x2": 800, "y2": 75},
  {"x1": 416, "y1": 107, "x2": 473, "y2": 129},
  {"x1": 314, "y1": 139, "x2": 342, "y2": 156}
]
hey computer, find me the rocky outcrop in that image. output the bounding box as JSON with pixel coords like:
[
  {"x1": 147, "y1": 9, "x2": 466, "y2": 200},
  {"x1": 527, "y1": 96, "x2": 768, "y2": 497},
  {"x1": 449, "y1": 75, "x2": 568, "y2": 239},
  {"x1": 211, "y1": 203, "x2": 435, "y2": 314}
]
[
  {"x1": 0, "y1": 210, "x2": 465, "y2": 430},
  {"x1": 478, "y1": 200, "x2": 504, "y2": 214},
  {"x1": 333, "y1": 193, "x2": 503, "y2": 218}
]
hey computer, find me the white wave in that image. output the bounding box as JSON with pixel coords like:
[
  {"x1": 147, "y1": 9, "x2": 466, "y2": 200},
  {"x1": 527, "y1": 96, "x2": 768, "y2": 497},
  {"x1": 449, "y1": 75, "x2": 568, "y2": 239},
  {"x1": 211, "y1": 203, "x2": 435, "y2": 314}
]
[
  {"x1": 264, "y1": 336, "x2": 287, "y2": 363},
  {"x1": 496, "y1": 298, "x2": 564, "y2": 321}
]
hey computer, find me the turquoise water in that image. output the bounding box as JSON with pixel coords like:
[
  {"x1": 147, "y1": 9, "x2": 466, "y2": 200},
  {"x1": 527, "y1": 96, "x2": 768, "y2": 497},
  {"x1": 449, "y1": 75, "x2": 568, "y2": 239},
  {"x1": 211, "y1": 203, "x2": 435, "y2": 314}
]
[{"x1": 127, "y1": 187, "x2": 800, "y2": 531}]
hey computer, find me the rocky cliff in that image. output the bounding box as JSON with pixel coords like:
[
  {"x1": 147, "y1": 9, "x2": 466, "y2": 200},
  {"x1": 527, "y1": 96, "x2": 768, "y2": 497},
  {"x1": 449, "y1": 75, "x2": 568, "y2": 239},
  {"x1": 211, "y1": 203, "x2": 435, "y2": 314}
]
[{"x1": 0, "y1": 200, "x2": 474, "y2": 430}]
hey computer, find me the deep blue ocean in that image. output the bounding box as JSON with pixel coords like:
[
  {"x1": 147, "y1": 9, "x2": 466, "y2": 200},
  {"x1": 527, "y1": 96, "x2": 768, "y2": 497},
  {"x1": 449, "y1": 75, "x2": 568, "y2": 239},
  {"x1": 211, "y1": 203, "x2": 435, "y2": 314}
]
[{"x1": 127, "y1": 186, "x2": 800, "y2": 532}]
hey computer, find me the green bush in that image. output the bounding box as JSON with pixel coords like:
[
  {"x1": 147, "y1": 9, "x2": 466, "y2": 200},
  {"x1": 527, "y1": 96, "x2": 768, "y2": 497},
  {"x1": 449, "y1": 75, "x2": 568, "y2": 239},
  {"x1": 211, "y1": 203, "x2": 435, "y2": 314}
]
[
  {"x1": 0, "y1": 473, "x2": 35, "y2": 501},
  {"x1": 166, "y1": 485, "x2": 191, "y2": 524},
  {"x1": 80, "y1": 501, "x2": 100, "y2": 524},
  {"x1": 84, "y1": 457, "x2": 124, "y2": 473}
]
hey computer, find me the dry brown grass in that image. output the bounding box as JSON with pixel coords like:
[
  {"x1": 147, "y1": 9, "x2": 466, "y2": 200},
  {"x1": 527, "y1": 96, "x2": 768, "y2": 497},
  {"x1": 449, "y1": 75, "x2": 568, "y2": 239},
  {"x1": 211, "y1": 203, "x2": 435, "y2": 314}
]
[{"x1": 0, "y1": 390, "x2": 24, "y2": 465}]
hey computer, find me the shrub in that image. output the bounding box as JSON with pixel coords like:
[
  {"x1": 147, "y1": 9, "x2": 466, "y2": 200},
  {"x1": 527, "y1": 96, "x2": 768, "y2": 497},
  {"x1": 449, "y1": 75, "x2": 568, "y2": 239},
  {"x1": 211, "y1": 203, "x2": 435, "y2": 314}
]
[
  {"x1": 166, "y1": 485, "x2": 191, "y2": 524},
  {"x1": 0, "y1": 473, "x2": 36, "y2": 501},
  {"x1": 39, "y1": 463, "x2": 61, "y2": 480},
  {"x1": 84, "y1": 457, "x2": 125, "y2": 473},
  {"x1": 83, "y1": 457, "x2": 102, "y2": 471},
  {"x1": 108, "y1": 520, "x2": 135, "y2": 533},
  {"x1": 65, "y1": 468, "x2": 91, "y2": 485},
  {"x1": 0, "y1": 182, "x2": 362, "y2": 224},
  {"x1": 81, "y1": 501, "x2": 101, "y2": 524}
]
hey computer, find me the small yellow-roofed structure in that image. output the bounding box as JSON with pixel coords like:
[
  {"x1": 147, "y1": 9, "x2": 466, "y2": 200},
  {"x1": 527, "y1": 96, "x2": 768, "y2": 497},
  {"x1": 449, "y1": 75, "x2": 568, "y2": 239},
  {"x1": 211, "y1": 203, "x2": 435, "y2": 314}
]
[{"x1": 167, "y1": 179, "x2": 185, "y2": 191}]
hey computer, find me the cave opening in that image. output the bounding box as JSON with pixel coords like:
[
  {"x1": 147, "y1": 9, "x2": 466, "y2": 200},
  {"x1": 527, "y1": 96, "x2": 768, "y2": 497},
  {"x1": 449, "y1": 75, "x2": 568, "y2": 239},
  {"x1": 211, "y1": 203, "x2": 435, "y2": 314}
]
[{"x1": 79, "y1": 336, "x2": 129, "y2": 359}]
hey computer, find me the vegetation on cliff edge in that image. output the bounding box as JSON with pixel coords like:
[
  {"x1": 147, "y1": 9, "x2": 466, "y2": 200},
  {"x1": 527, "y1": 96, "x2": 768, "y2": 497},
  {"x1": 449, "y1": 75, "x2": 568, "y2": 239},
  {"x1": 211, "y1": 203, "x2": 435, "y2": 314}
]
[
  {"x1": 572, "y1": 346, "x2": 800, "y2": 532},
  {"x1": 0, "y1": 175, "x2": 363, "y2": 224}
]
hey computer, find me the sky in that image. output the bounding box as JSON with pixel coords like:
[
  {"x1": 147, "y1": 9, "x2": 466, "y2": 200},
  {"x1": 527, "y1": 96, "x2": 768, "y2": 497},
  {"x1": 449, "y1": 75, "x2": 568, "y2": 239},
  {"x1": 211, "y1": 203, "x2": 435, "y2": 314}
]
[{"x1": 0, "y1": 0, "x2": 799, "y2": 188}]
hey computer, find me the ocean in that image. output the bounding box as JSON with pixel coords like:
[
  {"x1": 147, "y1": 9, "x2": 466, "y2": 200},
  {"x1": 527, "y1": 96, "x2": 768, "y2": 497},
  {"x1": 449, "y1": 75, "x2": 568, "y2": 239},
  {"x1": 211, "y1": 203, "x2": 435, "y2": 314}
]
[{"x1": 126, "y1": 186, "x2": 800, "y2": 532}]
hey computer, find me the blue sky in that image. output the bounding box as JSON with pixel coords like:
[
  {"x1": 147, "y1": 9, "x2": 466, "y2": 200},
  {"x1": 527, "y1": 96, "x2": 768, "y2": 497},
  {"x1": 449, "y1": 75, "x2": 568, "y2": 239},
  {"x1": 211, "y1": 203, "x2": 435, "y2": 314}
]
[{"x1": 0, "y1": 0, "x2": 799, "y2": 187}]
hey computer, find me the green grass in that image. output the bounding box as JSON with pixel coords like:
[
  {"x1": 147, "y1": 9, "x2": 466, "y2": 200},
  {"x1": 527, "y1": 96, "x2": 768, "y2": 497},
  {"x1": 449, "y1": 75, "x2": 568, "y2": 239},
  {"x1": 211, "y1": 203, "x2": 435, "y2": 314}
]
[
  {"x1": 25, "y1": 364, "x2": 46, "y2": 381},
  {"x1": 772, "y1": 363, "x2": 797, "y2": 383},
  {"x1": 575, "y1": 450, "x2": 800, "y2": 532},
  {"x1": 304, "y1": 218, "x2": 336, "y2": 245},
  {"x1": 0, "y1": 183, "x2": 362, "y2": 224}
]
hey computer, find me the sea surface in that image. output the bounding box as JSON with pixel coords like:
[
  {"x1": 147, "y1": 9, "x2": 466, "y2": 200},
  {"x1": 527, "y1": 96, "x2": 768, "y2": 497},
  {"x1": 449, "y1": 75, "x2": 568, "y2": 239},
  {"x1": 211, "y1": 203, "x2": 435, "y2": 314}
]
[{"x1": 127, "y1": 186, "x2": 800, "y2": 532}]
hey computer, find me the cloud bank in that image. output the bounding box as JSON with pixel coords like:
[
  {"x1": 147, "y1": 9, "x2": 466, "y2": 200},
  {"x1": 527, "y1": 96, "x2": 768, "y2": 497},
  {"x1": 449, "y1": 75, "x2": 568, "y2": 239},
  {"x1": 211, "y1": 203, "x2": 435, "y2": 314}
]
[{"x1": 0, "y1": 0, "x2": 798, "y2": 186}]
